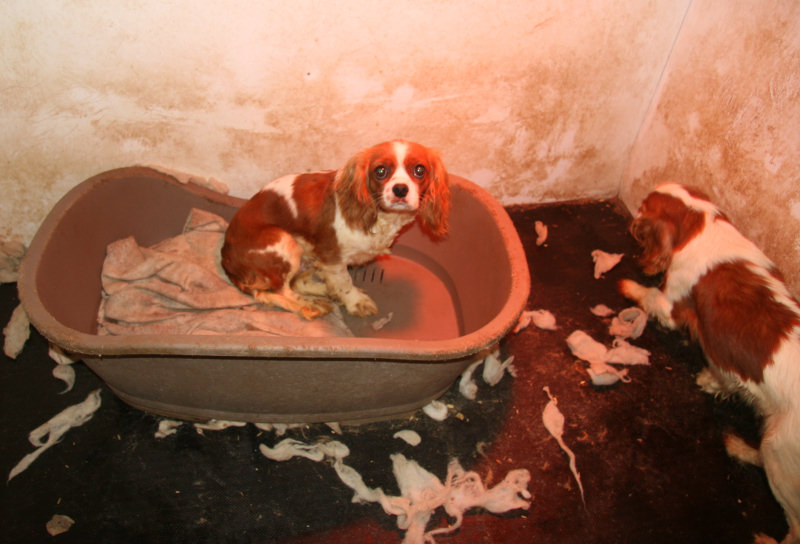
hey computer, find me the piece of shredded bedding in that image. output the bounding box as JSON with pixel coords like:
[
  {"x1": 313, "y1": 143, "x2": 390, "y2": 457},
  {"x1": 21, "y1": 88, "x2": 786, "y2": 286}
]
[
  {"x1": 608, "y1": 307, "x2": 648, "y2": 339},
  {"x1": 8, "y1": 390, "x2": 102, "y2": 481},
  {"x1": 2, "y1": 303, "x2": 29, "y2": 359},
  {"x1": 260, "y1": 437, "x2": 531, "y2": 544},
  {"x1": 591, "y1": 249, "x2": 623, "y2": 279},
  {"x1": 96, "y1": 208, "x2": 352, "y2": 338},
  {"x1": 513, "y1": 309, "x2": 557, "y2": 333},
  {"x1": 394, "y1": 430, "x2": 422, "y2": 446},
  {"x1": 422, "y1": 400, "x2": 449, "y2": 421},
  {"x1": 542, "y1": 387, "x2": 585, "y2": 507},
  {"x1": 590, "y1": 304, "x2": 615, "y2": 317},
  {"x1": 458, "y1": 347, "x2": 517, "y2": 400},
  {"x1": 534, "y1": 221, "x2": 548, "y2": 246},
  {"x1": 566, "y1": 329, "x2": 651, "y2": 386},
  {"x1": 46, "y1": 514, "x2": 75, "y2": 536}
]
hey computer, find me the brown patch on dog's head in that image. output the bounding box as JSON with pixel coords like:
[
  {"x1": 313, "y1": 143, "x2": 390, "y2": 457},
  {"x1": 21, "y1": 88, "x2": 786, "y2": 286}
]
[{"x1": 630, "y1": 188, "x2": 706, "y2": 275}]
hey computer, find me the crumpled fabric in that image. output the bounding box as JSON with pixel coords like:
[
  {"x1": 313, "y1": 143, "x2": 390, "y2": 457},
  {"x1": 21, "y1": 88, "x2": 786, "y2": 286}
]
[
  {"x1": 97, "y1": 208, "x2": 352, "y2": 338},
  {"x1": 259, "y1": 437, "x2": 532, "y2": 544}
]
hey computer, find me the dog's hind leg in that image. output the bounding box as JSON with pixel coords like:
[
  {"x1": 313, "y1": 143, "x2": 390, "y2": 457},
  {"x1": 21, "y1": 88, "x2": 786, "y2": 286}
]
[
  {"x1": 758, "y1": 416, "x2": 800, "y2": 544},
  {"x1": 254, "y1": 286, "x2": 332, "y2": 321},
  {"x1": 248, "y1": 232, "x2": 332, "y2": 320},
  {"x1": 292, "y1": 268, "x2": 330, "y2": 297}
]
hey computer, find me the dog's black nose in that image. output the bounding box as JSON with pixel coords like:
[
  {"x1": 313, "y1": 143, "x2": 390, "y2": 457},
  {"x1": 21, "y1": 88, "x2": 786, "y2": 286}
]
[{"x1": 392, "y1": 184, "x2": 409, "y2": 198}]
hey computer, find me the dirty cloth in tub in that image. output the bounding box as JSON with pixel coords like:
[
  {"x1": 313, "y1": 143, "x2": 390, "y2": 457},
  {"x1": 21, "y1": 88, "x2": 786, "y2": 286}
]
[{"x1": 97, "y1": 208, "x2": 352, "y2": 338}]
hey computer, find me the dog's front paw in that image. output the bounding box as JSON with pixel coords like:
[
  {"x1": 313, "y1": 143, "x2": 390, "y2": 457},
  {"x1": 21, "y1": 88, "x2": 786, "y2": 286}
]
[
  {"x1": 618, "y1": 279, "x2": 645, "y2": 302},
  {"x1": 696, "y1": 368, "x2": 723, "y2": 395},
  {"x1": 343, "y1": 289, "x2": 378, "y2": 317},
  {"x1": 752, "y1": 533, "x2": 781, "y2": 544},
  {"x1": 723, "y1": 432, "x2": 763, "y2": 467}
]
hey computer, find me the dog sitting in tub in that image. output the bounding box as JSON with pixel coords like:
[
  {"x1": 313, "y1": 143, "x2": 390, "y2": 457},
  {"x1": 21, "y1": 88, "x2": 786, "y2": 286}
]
[
  {"x1": 619, "y1": 183, "x2": 800, "y2": 544},
  {"x1": 221, "y1": 140, "x2": 451, "y2": 321}
]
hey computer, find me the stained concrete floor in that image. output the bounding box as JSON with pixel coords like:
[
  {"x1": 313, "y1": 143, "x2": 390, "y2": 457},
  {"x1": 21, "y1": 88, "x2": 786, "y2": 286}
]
[{"x1": 0, "y1": 198, "x2": 788, "y2": 543}]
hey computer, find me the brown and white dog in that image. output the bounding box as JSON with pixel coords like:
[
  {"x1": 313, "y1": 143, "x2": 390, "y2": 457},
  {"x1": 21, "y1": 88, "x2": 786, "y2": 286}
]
[
  {"x1": 221, "y1": 140, "x2": 450, "y2": 320},
  {"x1": 619, "y1": 182, "x2": 800, "y2": 544}
]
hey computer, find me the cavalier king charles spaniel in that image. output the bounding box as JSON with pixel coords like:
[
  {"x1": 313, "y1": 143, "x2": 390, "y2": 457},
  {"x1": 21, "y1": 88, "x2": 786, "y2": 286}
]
[
  {"x1": 221, "y1": 140, "x2": 450, "y2": 320},
  {"x1": 619, "y1": 182, "x2": 800, "y2": 544}
]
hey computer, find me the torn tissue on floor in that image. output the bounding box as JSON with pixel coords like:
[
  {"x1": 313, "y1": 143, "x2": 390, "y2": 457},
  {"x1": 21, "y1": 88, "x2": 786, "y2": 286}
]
[
  {"x1": 2, "y1": 303, "x2": 29, "y2": 359},
  {"x1": 8, "y1": 389, "x2": 102, "y2": 481},
  {"x1": 542, "y1": 386, "x2": 585, "y2": 506},
  {"x1": 97, "y1": 208, "x2": 352, "y2": 338},
  {"x1": 591, "y1": 249, "x2": 623, "y2": 279},
  {"x1": 608, "y1": 307, "x2": 647, "y2": 339},
  {"x1": 260, "y1": 437, "x2": 531, "y2": 544},
  {"x1": 566, "y1": 330, "x2": 650, "y2": 386},
  {"x1": 513, "y1": 309, "x2": 557, "y2": 333}
]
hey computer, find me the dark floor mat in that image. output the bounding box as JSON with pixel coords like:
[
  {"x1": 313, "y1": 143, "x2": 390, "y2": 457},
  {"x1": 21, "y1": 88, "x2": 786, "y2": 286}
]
[{"x1": 0, "y1": 198, "x2": 786, "y2": 544}]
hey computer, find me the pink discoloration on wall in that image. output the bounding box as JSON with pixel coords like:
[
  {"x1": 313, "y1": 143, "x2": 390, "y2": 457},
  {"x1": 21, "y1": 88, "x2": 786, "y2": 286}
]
[
  {"x1": 1, "y1": 1, "x2": 685, "y2": 246},
  {"x1": 2, "y1": 2, "x2": 798, "y2": 297},
  {"x1": 621, "y1": 1, "x2": 800, "y2": 295}
]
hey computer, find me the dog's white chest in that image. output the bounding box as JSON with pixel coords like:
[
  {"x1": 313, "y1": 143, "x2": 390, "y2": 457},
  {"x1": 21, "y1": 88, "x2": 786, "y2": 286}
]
[{"x1": 333, "y1": 209, "x2": 414, "y2": 265}]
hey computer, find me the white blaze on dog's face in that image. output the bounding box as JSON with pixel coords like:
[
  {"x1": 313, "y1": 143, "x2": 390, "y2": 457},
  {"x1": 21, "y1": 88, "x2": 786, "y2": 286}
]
[
  {"x1": 374, "y1": 141, "x2": 422, "y2": 212},
  {"x1": 334, "y1": 139, "x2": 450, "y2": 238},
  {"x1": 372, "y1": 142, "x2": 428, "y2": 211}
]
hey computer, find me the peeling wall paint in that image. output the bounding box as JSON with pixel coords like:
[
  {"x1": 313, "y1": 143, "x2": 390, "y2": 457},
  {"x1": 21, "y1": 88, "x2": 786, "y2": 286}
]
[
  {"x1": 1, "y1": 0, "x2": 686, "y2": 247},
  {"x1": 621, "y1": 1, "x2": 800, "y2": 295}
]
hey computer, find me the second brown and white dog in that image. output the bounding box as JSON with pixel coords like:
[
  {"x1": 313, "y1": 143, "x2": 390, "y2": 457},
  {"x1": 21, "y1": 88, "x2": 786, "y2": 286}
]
[
  {"x1": 619, "y1": 182, "x2": 800, "y2": 544},
  {"x1": 221, "y1": 140, "x2": 450, "y2": 320}
]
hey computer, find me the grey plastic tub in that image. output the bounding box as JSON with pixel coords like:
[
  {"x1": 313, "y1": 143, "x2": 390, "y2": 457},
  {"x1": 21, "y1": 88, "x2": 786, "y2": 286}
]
[{"x1": 19, "y1": 166, "x2": 530, "y2": 423}]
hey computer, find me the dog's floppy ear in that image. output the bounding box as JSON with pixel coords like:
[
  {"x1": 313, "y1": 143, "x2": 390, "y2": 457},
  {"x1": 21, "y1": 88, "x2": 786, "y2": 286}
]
[
  {"x1": 631, "y1": 216, "x2": 674, "y2": 275},
  {"x1": 335, "y1": 150, "x2": 379, "y2": 232},
  {"x1": 418, "y1": 149, "x2": 451, "y2": 239},
  {"x1": 631, "y1": 189, "x2": 707, "y2": 275}
]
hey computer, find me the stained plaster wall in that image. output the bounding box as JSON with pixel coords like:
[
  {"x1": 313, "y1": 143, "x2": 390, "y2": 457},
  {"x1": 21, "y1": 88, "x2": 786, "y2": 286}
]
[
  {"x1": 2, "y1": 1, "x2": 798, "y2": 295},
  {"x1": 621, "y1": 1, "x2": 800, "y2": 295},
  {"x1": 2, "y1": 1, "x2": 685, "y2": 245}
]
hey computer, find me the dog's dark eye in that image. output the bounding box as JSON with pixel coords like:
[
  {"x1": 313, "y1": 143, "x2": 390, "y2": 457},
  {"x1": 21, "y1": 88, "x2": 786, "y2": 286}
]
[
  {"x1": 413, "y1": 165, "x2": 426, "y2": 179},
  {"x1": 374, "y1": 165, "x2": 389, "y2": 180}
]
